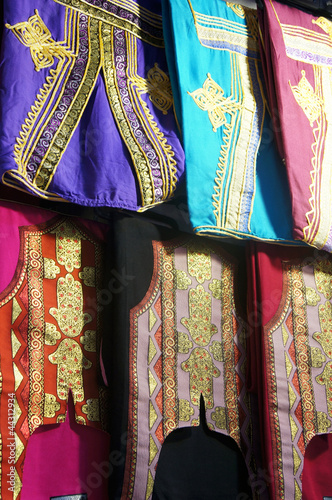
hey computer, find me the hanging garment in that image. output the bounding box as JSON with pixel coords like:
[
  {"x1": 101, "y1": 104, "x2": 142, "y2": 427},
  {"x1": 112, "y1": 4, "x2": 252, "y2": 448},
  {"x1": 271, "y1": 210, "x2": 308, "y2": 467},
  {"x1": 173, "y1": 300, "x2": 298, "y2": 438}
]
[
  {"x1": 0, "y1": 201, "x2": 110, "y2": 499},
  {"x1": 20, "y1": 392, "x2": 110, "y2": 500},
  {"x1": 102, "y1": 214, "x2": 266, "y2": 500},
  {"x1": 247, "y1": 242, "x2": 332, "y2": 499},
  {"x1": 161, "y1": 0, "x2": 298, "y2": 244},
  {"x1": 258, "y1": 0, "x2": 332, "y2": 252},
  {"x1": 0, "y1": 0, "x2": 185, "y2": 211}
]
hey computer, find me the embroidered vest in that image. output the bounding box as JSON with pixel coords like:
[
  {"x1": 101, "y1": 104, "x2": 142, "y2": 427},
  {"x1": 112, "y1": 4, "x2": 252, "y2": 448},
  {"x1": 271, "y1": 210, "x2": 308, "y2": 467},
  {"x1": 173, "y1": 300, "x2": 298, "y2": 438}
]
[
  {"x1": 249, "y1": 244, "x2": 332, "y2": 499},
  {"x1": 0, "y1": 216, "x2": 108, "y2": 499},
  {"x1": 122, "y1": 235, "x2": 262, "y2": 499}
]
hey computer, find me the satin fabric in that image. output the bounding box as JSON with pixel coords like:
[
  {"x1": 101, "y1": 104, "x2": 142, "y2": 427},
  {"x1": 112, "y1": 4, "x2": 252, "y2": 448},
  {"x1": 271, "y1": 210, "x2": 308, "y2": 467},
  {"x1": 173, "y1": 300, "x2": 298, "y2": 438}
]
[
  {"x1": 258, "y1": 0, "x2": 332, "y2": 252},
  {"x1": 162, "y1": 0, "x2": 298, "y2": 244},
  {"x1": 0, "y1": 0, "x2": 185, "y2": 211}
]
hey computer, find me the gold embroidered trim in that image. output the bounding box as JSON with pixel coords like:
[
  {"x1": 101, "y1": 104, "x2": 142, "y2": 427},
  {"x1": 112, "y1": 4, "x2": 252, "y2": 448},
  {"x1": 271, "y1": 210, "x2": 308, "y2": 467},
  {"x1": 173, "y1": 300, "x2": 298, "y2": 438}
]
[
  {"x1": 290, "y1": 265, "x2": 316, "y2": 444},
  {"x1": 189, "y1": 1, "x2": 259, "y2": 54},
  {"x1": 9, "y1": 8, "x2": 78, "y2": 175},
  {"x1": 53, "y1": 0, "x2": 164, "y2": 46},
  {"x1": 126, "y1": 33, "x2": 178, "y2": 203},
  {"x1": 102, "y1": 25, "x2": 154, "y2": 206},
  {"x1": 49, "y1": 338, "x2": 92, "y2": 403},
  {"x1": 5, "y1": 9, "x2": 75, "y2": 71},
  {"x1": 35, "y1": 17, "x2": 102, "y2": 191},
  {"x1": 27, "y1": 232, "x2": 45, "y2": 434},
  {"x1": 189, "y1": 73, "x2": 243, "y2": 132},
  {"x1": 290, "y1": 70, "x2": 323, "y2": 127}
]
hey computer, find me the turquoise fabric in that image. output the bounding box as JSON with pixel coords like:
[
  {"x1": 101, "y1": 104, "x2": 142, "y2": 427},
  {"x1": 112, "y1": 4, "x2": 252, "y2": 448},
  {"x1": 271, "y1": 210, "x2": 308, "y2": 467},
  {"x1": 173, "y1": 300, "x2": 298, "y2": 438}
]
[{"x1": 162, "y1": 0, "x2": 302, "y2": 244}]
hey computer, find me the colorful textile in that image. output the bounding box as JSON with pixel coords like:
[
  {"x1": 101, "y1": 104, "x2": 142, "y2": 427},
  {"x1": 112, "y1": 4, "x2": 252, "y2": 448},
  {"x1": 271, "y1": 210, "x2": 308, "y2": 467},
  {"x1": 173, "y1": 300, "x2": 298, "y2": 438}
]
[
  {"x1": 162, "y1": 0, "x2": 297, "y2": 244},
  {"x1": 102, "y1": 214, "x2": 266, "y2": 500},
  {"x1": 0, "y1": 0, "x2": 185, "y2": 210},
  {"x1": 258, "y1": 0, "x2": 332, "y2": 251},
  {"x1": 0, "y1": 204, "x2": 109, "y2": 499},
  {"x1": 247, "y1": 242, "x2": 332, "y2": 499},
  {"x1": 20, "y1": 392, "x2": 110, "y2": 500}
]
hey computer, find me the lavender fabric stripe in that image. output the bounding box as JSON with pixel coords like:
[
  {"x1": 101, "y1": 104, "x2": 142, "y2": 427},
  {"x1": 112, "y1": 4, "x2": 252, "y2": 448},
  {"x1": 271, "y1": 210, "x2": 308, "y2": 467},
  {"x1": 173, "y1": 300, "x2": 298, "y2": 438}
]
[
  {"x1": 27, "y1": 14, "x2": 89, "y2": 181},
  {"x1": 113, "y1": 27, "x2": 164, "y2": 200},
  {"x1": 286, "y1": 46, "x2": 332, "y2": 67},
  {"x1": 200, "y1": 39, "x2": 259, "y2": 59},
  {"x1": 239, "y1": 58, "x2": 263, "y2": 232},
  {"x1": 75, "y1": 0, "x2": 163, "y2": 39}
]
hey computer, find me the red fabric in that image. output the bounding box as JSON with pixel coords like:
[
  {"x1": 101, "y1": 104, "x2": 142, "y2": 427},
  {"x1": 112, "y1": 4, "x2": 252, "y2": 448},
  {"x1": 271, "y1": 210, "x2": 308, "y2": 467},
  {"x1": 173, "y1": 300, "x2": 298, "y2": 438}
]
[{"x1": 302, "y1": 433, "x2": 332, "y2": 500}]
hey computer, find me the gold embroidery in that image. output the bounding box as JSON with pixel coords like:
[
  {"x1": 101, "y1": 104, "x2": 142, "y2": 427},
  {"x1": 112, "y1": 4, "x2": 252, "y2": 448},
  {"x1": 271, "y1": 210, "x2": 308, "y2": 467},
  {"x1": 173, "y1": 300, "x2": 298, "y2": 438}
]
[
  {"x1": 146, "y1": 470, "x2": 154, "y2": 500},
  {"x1": 78, "y1": 267, "x2": 96, "y2": 287},
  {"x1": 148, "y1": 369, "x2": 158, "y2": 397},
  {"x1": 285, "y1": 351, "x2": 292, "y2": 378},
  {"x1": 14, "y1": 468, "x2": 22, "y2": 498},
  {"x1": 306, "y1": 286, "x2": 321, "y2": 306},
  {"x1": 148, "y1": 435, "x2": 158, "y2": 467},
  {"x1": 313, "y1": 301, "x2": 332, "y2": 358},
  {"x1": 314, "y1": 258, "x2": 332, "y2": 299},
  {"x1": 50, "y1": 273, "x2": 92, "y2": 337},
  {"x1": 312, "y1": 17, "x2": 332, "y2": 38},
  {"x1": 295, "y1": 480, "x2": 302, "y2": 500},
  {"x1": 82, "y1": 398, "x2": 100, "y2": 421},
  {"x1": 186, "y1": 246, "x2": 212, "y2": 284},
  {"x1": 102, "y1": 25, "x2": 154, "y2": 207},
  {"x1": 177, "y1": 331, "x2": 193, "y2": 354},
  {"x1": 44, "y1": 322, "x2": 61, "y2": 346},
  {"x1": 310, "y1": 346, "x2": 326, "y2": 368},
  {"x1": 189, "y1": 73, "x2": 243, "y2": 132},
  {"x1": 226, "y1": 3, "x2": 245, "y2": 18},
  {"x1": 178, "y1": 399, "x2": 194, "y2": 421},
  {"x1": 5, "y1": 10, "x2": 75, "y2": 71},
  {"x1": 13, "y1": 363, "x2": 23, "y2": 392},
  {"x1": 282, "y1": 324, "x2": 289, "y2": 346},
  {"x1": 289, "y1": 414, "x2": 298, "y2": 441},
  {"x1": 49, "y1": 338, "x2": 92, "y2": 403},
  {"x1": 52, "y1": 221, "x2": 84, "y2": 273},
  {"x1": 148, "y1": 337, "x2": 157, "y2": 364},
  {"x1": 289, "y1": 70, "x2": 323, "y2": 127},
  {"x1": 191, "y1": 3, "x2": 259, "y2": 54},
  {"x1": 293, "y1": 446, "x2": 301, "y2": 475},
  {"x1": 181, "y1": 285, "x2": 218, "y2": 346},
  {"x1": 317, "y1": 411, "x2": 331, "y2": 433},
  {"x1": 175, "y1": 270, "x2": 192, "y2": 290},
  {"x1": 210, "y1": 340, "x2": 224, "y2": 362},
  {"x1": 148, "y1": 308, "x2": 157, "y2": 332},
  {"x1": 181, "y1": 347, "x2": 220, "y2": 409},
  {"x1": 316, "y1": 362, "x2": 332, "y2": 417},
  {"x1": 28, "y1": 232, "x2": 44, "y2": 434},
  {"x1": 149, "y1": 400, "x2": 158, "y2": 429},
  {"x1": 44, "y1": 393, "x2": 61, "y2": 418},
  {"x1": 211, "y1": 406, "x2": 227, "y2": 430},
  {"x1": 288, "y1": 383, "x2": 297, "y2": 410},
  {"x1": 129, "y1": 63, "x2": 173, "y2": 115},
  {"x1": 209, "y1": 279, "x2": 222, "y2": 300},
  {"x1": 34, "y1": 17, "x2": 102, "y2": 192},
  {"x1": 53, "y1": 0, "x2": 164, "y2": 46},
  {"x1": 80, "y1": 330, "x2": 97, "y2": 352},
  {"x1": 12, "y1": 298, "x2": 22, "y2": 324},
  {"x1": 44, "y1": 258, "x2": 61, "y2": 279},
  {"x1": 11, "y1": 330, "x2": 21, "y2": 359}
]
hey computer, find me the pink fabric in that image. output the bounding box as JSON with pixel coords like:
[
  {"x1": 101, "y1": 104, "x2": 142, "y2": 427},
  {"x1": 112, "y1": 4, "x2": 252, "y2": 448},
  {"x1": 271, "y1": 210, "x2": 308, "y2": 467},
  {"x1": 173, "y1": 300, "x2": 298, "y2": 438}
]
[
  {"x1": 258, "y1": 0, "x2": 332, "y2": 251},
  {"x1": 20, "y1": 392, "x2": 110, "y2": 500},
  {"x1": 0, "y1": 200, "x2": 109, "y2": 292}
]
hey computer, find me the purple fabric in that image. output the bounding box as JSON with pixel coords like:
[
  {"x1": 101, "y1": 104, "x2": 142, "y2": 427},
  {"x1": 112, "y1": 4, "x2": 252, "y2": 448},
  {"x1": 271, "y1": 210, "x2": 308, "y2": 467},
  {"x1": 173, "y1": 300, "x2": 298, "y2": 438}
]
[{"x1": 0, "y1": 0, "x2": 184, "y2": 210}]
